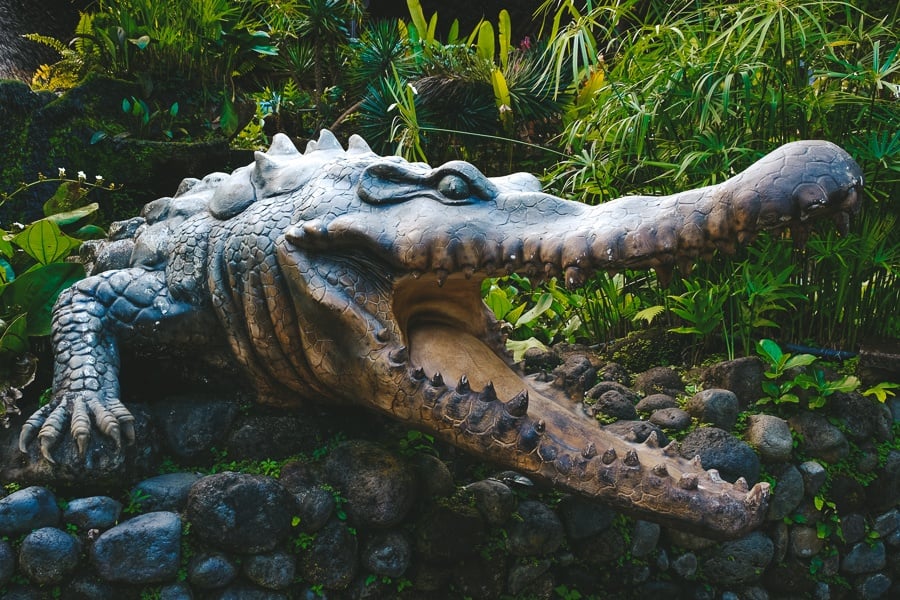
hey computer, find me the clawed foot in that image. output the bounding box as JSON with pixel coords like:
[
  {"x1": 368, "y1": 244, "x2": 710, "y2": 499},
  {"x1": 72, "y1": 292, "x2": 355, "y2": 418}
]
[{"x1": 18, "y1": 393, "x2": 135, "y2": 463}]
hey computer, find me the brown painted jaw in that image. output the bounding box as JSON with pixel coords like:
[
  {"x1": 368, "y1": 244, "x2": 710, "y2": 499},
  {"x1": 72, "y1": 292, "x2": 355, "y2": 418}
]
[{"x1": 383, "y1": 272, "x2": 771, "y2": 539}]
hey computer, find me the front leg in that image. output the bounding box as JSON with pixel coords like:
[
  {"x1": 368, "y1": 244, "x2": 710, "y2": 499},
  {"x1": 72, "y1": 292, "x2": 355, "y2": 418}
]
[{"x1": 19, "y1": 268, "x2": 206, "y2": 462}]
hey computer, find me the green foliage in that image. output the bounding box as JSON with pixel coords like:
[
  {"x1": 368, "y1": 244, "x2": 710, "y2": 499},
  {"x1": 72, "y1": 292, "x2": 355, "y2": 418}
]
[
  {"x1": 123, "y1": 488, "x2": 151, "y2": 515},
  {"x1": 755, "y1": 338, "x2": 859, "y2": 410},
  {"x1": 539, "y1": 0, "x2": 899, "y2": 348}
]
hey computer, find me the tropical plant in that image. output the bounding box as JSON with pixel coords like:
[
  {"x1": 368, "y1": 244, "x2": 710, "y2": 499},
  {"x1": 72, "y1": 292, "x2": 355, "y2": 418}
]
[
  {"x1": 0, "y1": 171, "x2": 113, "y2": 426},
  {"x1": 537, "y1": 0, "x2": 899, "y2": 350}
]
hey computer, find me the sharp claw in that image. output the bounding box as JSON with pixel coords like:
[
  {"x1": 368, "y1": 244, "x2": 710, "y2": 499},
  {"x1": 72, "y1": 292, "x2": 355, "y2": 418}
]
[
  {"x1": 39, "y1": 435, "x2": 56, "y2": 464},
  {"x1": 122, "y1": 421, "x2": 136, "y2": 445}
]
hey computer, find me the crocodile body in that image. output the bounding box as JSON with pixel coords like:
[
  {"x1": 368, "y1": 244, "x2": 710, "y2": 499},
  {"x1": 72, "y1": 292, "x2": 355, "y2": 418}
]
[{"x1": 19, "y1": 131, "x2": 862, "y2": 538}]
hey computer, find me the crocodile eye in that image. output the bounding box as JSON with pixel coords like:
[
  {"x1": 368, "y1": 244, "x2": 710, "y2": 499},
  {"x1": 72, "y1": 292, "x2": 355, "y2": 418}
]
[{"x1": 437, "y1": 174, "x2": 470, "y2": 200}]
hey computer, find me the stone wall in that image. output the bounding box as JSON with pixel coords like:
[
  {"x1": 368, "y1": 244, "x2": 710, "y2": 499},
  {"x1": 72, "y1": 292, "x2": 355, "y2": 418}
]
[{"x1": 1, "y1": 348, "x2": 898, "y2": 599}]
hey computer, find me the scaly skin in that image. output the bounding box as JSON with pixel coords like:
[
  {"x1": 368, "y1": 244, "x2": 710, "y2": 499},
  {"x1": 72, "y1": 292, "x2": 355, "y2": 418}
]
[{"x1": 19, "y1": 131, "x2": 862, "y2": 538}]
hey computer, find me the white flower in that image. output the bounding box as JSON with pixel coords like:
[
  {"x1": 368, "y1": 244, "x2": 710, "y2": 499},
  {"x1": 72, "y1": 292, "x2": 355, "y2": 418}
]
[
  {"x1": 95, "y1": 175, "x2": 104, "y2": 183},
  {"x1": 57, "y1": 167, "x2": 66, "y2": 177},
  {"x1": 77, "y1": 171, "x2": 86, "y2": 181}
]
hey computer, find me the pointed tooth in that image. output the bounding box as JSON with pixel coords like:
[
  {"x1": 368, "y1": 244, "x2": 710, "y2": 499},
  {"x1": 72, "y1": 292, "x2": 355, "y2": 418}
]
[
  {"x1": 375, "y1": 328, "x2": 391, "y2": 342},
  {"x1": 411, "y1": 270, "x2": 422, "y2": 279},
  {"x1": 412, "y1": 367, "x2": 426, "y2": 380},
  {"x1": 504, "y1": 390, "x2": 529, "y2": 417},
  {"x1": 534, "y1": 419, "x2": 546, "y2": 434},
  {"x1": 654, "y1": 265, "x2": 674, "y2": 288},
  {"x1": 525, "y1": 263, "x2": 538, "y2": 277},
  {"x1": 601, "y1": 448, "x2": 617, "y2": 464},
  {"x1": 431, "y1": 372, "x2": 444, "y2": 387},
  {"x1": 644, "y1": 431, "x2": 660, "y2": 448},
  {"x1": 305, "y1": 139, "x2": 318, "y2": 153},
  {"x1": 734, "y1": 477, "x2": 749, "y2": 492},
  {"x1": 564, "y1": 266, "x2": 585, "y2": 289},
  {"x1": 39, "y1": 437, "x2": 56, "y2": 464},
  {"x1": 456, "y1": 375, "x2": 470, "y2": 394},
  {"x1": 479, "y1": 382, "x2": 497, "y2": 402},
  {"x1": 652, "y1": 463, "x2": 667, "y2": 476},
  {"x1": 347, "y1": 134, "x2": 373, "y2": 154},
  {"x1": 623, "y1": 449, "x2": 640, "y2": 467},
  {"x1": 463, "y1": 266, "x2": 475, "y2": 279},
  {"x1": 745, "y1": 482, "x2": 770, "y2": 508},
  {"x1": 689, "y1": 455, "x2": 703, "y2": 468},
  {"x1": 435, "y1": 269, "x2": 448, "y2": 287},
  {"x1": 678, "y1": 473, "x2": 699, "y2": 490},
  {"x1": 707, "y1": 469, "x2": 724, "y2": 483},
  {"x1": 661, "y1": 441, "x2": 678, "y2": 457},
  {"x1": 582, "y1": 442, "x2": 597, "y2": 459},
  {"x1": 267, "y1": 132, "x2": 300, "y2": 156},
  {"x1": 389, "y1": 346, "x2": 409, "y2": 364},
  {"x1": 316, "y1": 129, "x2": 343, "y2": 151},
  {"x1": 504, "y1": 262, "x2": 515, "y2": 275},
  {"x1": 544, "y1": 263, "x2": 558, "y2": 277}
]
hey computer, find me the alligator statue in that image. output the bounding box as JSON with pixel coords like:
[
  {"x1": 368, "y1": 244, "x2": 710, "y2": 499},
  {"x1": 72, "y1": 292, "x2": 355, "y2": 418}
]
[{"x1": 18, "y1": 130, "x2": 862, "y2": 538}]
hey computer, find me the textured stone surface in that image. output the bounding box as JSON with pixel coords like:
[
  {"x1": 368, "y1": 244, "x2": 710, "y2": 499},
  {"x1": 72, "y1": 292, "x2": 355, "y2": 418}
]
[
  {"x1": 557, "y1": 495, "x2": 616, "y2": 541},
  {"x1": 0, "y1": 487, "x2": 59, "y2": 536},
  {"x1": 841, "y1": 541, "x2": 886, "y2": 575},
  {"x1": 62, "y1": 496, "x2": 122, "y2": 531},
  {"x1": 132, "y1": 472, "x2": 204, "y2": 512},
  {"x1": 465, "y1": 479, "x2": 517, "y2": 527},
  {"x1": 361, "y1": 530, "x2": 412, "y2": 577},
  {"x1": 635, "y1": 393, "x2": 678, "y2": 413},
  {"x1": 90, "y1": 511, "x2": 181, "y2": 583},
  {"x1": 187, "y1": 472, "x2": 294, "y2": 553},
  {"x1": 649, "y1": 407, "x2": 692, "y2": 430},
  {"x1": 680, "y1": 427, "x2": 761, "y2": 484},
  {"x1": 686, "y1": 389, "x2": 740, "y2": 430},
  {"x1": 766, "y1": 465, "x2": 804, "y2": 521},
  {"x1": 298, "y1": 519, "x2": 358, "y2": 590},
  {"x1": 243, "y1": 551, "x2": 296, "y2": 590},
  {"x1": 700, "y1": 532, "x2": 774, "y2": 585},
  {"x1": 506, "y1": 500, "x2": 565, "y2": 556},
  {"x1": 323, "y1": 440, "x2": 416, "y2": 528},
  {"x1": 788, "y1": 412, "x2": 849, "y2": 463},
  {"x1": 17, "y1": 527, "x2": 79, "y2": 584},
  {"x1": 188, "y1": 552, "x2": 237, "y2": 589},
  {"x1": 745, "y1": 414, "x2": 793, "y2": 462},
  {"x1": 700, "y1": 356, "x2": 764, "y2": 408}
]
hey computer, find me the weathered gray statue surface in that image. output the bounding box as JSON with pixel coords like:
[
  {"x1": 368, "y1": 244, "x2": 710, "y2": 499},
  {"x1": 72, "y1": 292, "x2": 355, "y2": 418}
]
[{"x1": 19, "y1": 131, "x2": 862, "y2": 538}]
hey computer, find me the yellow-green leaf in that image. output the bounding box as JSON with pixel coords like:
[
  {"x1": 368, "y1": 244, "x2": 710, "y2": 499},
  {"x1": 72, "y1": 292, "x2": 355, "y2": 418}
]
[
  {"x1": 498, "y1": 9, "x2": 511, "y2": 69},
  {"x1": 13, "y1": 220, "x2": 82, "y2": 266},
  {"x1": 477, "y1": 21, "x2": 495, "y2": 62}
]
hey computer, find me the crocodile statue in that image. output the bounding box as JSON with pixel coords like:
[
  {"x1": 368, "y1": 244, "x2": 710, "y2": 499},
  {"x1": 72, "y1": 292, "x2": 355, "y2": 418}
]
[{"x1": 18, "y1": 130, "x2": 862, "y2": 538}]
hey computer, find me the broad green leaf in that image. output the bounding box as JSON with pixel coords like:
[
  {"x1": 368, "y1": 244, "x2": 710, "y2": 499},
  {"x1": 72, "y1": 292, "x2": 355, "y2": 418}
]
[
  {"x1": 484, "y1": 285, "x2": 512, "y2": 319},
  {"x1": 13, "y1": 220, "x2": 82, "y2": 266},
  {"x1": 70, "y1": 224, "x2": 107, "y2": 240},
  {"x1": 169, "y1": 102, "x2": 179, "y2": 117},
  {"x1": 407, "y1": 0, "x2": 428, "y2": 42},
  {"x1": 515, "y1": 292, "x2": 553, "y2": 326},
  {"x1": 1, "y1": 262, "x2": 84, "y2": 336},
  {"x1": 42, "y1": 181, "x2": 90, "y2": 217},
  {"x1": 783, "y1": 353, "x2": 817, "y2": 370},
  {"x1": 476, "y1": 21, "x2": 495, "y2": 62},
  {"x1": 122, "y1": 97, "x2": 131, "y2": 113},
  {"x1": 44, "y1": 202, "x2": 99, "y2": 229},
  {"x1": 498, "y1": 9, "x2": 511, "y2": 69},
  {"x1": 506, "y1": 337, "x2": 549, "y2": 362},
  {"x1": 756, "y1": 338, "x2": 783, "y2": 364},
  {"x1": 220, "y1": 96, "x2": 239, "y2": 137},
  {"x1": 0, "y1": 235, "x2": 13, "y2": 259},
  {"x1": 90, "y1": 131, "x2": 107, "y2": 144},
  {"x1": 0, "y1": 313, "x2": 28, "y2": 356}
]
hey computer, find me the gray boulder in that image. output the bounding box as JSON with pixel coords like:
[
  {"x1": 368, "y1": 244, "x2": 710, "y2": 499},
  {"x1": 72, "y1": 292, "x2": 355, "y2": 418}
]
[
  {"x1": 63, "y1": 496, "x2": 122, "y2": 531},
  {"x1": 132, "y1": 472, "x2": 204, "y2": 513},
  {"x1": 17, "y1": 527, "x2": 80, "y2": 584},
  {"x1": 186, "y1": 472, "x2": 294, "y2": 553},
  {"x1": 188, "y1": 552, "x2": 237, "y2": 589},
  {"x1": 700, "y1": 532, "x2": 774, "y2": 585},
  {"x1": 745, "y1": 414, "x2": 793, "y2": 462},
  {"x1": 686, "y1": 389, "x2": 739, "y2": 430},
  {"x1": 506, "y1": 500, "x2": 565, "y2": 556},
  {"x1": 680, "y1": 427, "x2": 761, "y2": 484},
  {"x1": 90, "y1": 511, "x2": 182, "y2": 583},
  {"x1": 0, "y1": 486, "x2": 59, "y2": 536},
  {"x1": 243, "y1": 551, "x2": 296, "y2": 590},
  {"x1": 323, "y1": 440, "x2": 416, "y2": 528}
]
